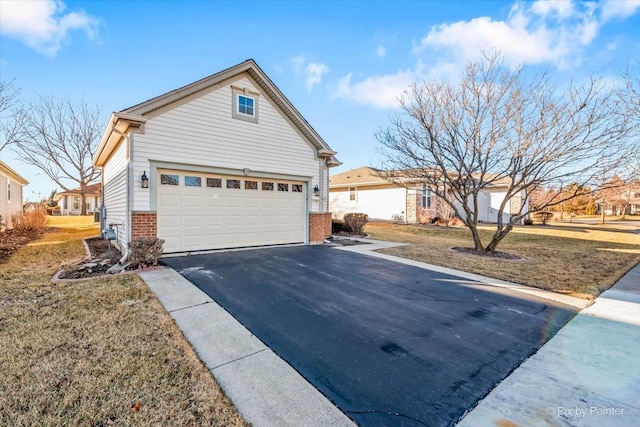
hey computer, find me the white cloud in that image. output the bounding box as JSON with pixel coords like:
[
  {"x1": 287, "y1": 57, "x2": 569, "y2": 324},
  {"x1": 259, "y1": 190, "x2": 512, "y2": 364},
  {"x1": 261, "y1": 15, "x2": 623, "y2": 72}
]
[
  {"x1": 414, "y1": 1, "x2": 604, "y2": 70},
  {"x1": 290, "y1": 55, "x2": 330, "y2": 92},
  {"x1": 332, "y1": 67, "x2": 418, "y2": 109},
  {"x1": 601, "y1": 0, "x2": 640, "y2": 21},
  {"x1": 0, "y1": 0, "x2": 99, "y2": 57},
  {"x1": 376, "y1": 46, "x2": 387, "y2": 58},
  {"x1": 333, "y1": 0, "x2": 640, "y2": 110}
]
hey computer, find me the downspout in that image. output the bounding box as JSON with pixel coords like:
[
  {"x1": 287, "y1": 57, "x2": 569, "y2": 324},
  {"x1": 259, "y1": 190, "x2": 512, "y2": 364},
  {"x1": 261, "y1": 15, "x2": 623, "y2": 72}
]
[{"x1": 112, "y1": 127, "x2": 131, "y2": 264}]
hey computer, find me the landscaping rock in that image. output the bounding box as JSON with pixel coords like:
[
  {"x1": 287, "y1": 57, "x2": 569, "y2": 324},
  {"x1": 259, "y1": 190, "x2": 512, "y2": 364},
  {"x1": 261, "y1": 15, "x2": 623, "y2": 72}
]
[{"x1": 106, "y1": 262, "x2": 130, "y2": 274}]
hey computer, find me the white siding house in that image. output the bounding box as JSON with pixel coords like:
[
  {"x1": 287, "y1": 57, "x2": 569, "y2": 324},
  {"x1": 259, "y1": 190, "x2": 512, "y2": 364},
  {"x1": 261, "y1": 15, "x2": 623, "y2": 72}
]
[
  {"x1": 54, "y1": 183, "x2": 102, "y2": 216},
  {"x1": 0, "y1": 160, "x2": 28, "y2": 230},
  {"x1": 330, "y1": 167, "x2": 527, "y2": 224},
  {"x1": 93, "y1": 59, "x2": 340, "y2": 254}
]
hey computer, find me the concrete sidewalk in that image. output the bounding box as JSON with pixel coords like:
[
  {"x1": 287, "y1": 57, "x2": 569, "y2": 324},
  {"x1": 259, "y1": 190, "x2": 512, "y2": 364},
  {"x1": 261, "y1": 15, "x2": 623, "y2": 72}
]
[
  {"x1": 457, "y1": 264, "x2": 640, "y2": 427},
  {"x1": 138, "y1": 268, "x2": 355, "y2": 427}
]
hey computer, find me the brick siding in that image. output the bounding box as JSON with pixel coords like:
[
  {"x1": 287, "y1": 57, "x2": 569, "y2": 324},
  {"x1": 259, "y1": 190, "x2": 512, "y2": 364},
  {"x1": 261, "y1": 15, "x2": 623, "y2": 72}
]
[
  {"x1": 309, "y1": 212, "x2": 332, "y2": 244},
  {"x1": 131, "y1": 211, "x2": 157, "y2": 240}
]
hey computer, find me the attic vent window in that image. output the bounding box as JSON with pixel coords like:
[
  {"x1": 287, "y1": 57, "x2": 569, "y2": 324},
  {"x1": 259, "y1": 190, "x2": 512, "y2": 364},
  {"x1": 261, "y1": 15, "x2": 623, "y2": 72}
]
[{"x1": 232, "y1": 87, "x2": 259, "y2": 123}]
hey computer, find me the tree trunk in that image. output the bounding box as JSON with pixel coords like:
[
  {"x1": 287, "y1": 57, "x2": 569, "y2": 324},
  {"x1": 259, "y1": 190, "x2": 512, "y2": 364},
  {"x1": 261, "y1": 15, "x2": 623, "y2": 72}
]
[
  {"x1": 485, "y1": 224, "x2": 513, "y2": 253},
  {"x1": 601, "y1": 206, "x2": 606, "y2": 224},
  {"x1": 468, "y1": 223, "x2": 485, "y2": 252},
  {"x1": 80, "y1": 191, "x2": 87, "y2": 216}
]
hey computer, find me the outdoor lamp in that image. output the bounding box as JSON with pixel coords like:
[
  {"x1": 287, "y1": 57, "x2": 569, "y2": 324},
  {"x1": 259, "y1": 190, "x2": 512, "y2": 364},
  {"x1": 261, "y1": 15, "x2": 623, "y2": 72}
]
[
  {"x1": 141, "y1": 171, "x2": 149, "y2": 188},
  {"x1": 313, "y1": 185, "x2": 320, "y2": 197}
]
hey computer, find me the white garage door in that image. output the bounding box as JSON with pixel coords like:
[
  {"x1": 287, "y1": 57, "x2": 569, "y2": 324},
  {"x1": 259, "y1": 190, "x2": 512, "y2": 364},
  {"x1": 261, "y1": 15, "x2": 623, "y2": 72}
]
[{"x1": 157, "y1": 170, "x2": 306, "y2": 252}]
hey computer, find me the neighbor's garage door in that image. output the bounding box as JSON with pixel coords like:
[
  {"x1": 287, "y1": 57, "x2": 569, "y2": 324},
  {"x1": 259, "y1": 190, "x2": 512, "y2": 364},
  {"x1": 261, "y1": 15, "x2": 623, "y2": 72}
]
[{"x1": 157, "y1": 170, "x2": 306, "y2": 252}]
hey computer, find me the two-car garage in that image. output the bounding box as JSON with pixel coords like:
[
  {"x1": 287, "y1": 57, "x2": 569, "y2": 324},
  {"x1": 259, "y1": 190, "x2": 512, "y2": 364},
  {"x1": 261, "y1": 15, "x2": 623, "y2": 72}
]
[{"x1": 157, "y1": 169, "x2": 307, "y2": 253}]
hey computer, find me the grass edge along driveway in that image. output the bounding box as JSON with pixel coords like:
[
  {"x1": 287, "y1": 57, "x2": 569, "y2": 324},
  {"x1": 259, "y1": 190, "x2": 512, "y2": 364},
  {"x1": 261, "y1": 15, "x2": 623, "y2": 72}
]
[
  {"x1": 0, "y1": 216, "x2": 247, "y2": 427},
  {"x1": 365, "y1": 221, "x2": 640, "y2": 299}
]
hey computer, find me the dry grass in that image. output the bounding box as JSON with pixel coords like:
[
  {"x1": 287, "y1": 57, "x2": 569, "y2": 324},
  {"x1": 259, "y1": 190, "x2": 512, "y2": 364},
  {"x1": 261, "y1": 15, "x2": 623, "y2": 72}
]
[
  {"x1": 0, "y1": 218, "x2": 247, "y2": 426},
  {"x1": 366, "y1": 222, "x2": 640, "y2": 299}
]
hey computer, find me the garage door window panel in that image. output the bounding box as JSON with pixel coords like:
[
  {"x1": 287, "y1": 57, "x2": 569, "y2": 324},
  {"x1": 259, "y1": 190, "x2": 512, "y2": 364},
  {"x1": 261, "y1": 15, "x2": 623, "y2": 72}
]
[
  {"x1": 185, "y1": 176, "x2": 201, "y2": 187},
  {"x1": 278, "y1": 183, "x2": 289, "y2": 192},
  {"x1": 292, "y1": 184, "x2": 303, "y2": 193},
  {"x1": 245, "y1": 180, "x2": 258, "y2": 190},
  {"x1": 206, "y1": 178, "x2": 222, "y2": 188},
  {"x1": 161, "y1": 174, "x2": 179, "y2": 185},
  {"x1": 227, "y1": 179, "x2": 241, "y2": 189}
]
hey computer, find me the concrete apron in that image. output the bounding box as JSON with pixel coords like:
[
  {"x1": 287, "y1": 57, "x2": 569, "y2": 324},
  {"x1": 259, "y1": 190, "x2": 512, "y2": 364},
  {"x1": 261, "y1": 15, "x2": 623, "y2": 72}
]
[
  {"x1": 456, "y1": 264, "x2": 640, "y2": 427},
  {"x1": 138, "y1": 268, "x2": 355, "y2": 427}
]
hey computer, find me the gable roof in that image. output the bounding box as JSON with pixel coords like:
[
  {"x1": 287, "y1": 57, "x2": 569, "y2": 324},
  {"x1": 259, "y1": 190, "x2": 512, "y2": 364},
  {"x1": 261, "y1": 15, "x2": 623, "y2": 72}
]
[
  {"x1": 0, "y1": 160, "x2": 29, "y2": 185},
  {"x1": 94, "y1": 59, "x2": 340, "y2": 167},
  {"x1": 330, "y1": 166, "x2": 516, "y2": 189},
  {"x1": 329, "y1": 166, "x2": 390, "y2": 187},
  {"x1": 54, "y1": 183, "x2": 102, "y2": 199}
]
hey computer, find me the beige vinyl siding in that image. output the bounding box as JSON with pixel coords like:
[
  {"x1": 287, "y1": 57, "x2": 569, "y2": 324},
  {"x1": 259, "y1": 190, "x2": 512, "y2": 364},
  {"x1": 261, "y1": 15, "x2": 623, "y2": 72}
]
[
  {"x1": 102, "y1": 139, "x2": 129, "y2": 250},
  {"x1": 0, "y1": 173, "x2": 24, "y2": 229},
  {"x1": 131, "y1": 76, "x2": 320, "y2": 212}
]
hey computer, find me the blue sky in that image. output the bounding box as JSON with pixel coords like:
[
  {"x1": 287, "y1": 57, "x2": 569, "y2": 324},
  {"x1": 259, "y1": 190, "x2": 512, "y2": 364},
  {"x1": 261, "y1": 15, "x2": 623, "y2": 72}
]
[{"x1": 1, "y1": 0, "x2": 639, "y2": 201}]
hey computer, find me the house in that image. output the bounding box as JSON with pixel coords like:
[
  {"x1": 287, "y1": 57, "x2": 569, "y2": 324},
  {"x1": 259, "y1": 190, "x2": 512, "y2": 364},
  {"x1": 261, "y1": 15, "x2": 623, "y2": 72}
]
[
  {"x1": 54, "y1": 183, "x2": 102, "y2": 215},
  {"x1": 0, "y1": 160, "x2": 29, "y2": 229},
  {"x1": 329, "y1": 166, "x2": 527, "y2": 224},
  {"x1": 93, "y1": 59, "x2": 340, "y2": 254}
]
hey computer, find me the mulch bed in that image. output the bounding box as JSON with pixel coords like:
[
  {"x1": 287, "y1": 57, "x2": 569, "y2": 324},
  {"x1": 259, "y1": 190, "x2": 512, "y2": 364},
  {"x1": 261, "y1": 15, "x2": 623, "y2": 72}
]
[
  {"x1": 325, "y1": 235, "x2": 370, "y2": 247},
  {"x1": 451, "y1": 246, "x2": 524, "y2": 260},
  {"x1": 0, "y1": 229, "x2": 43, "y2": 264},
  {"x1": 58, "y1": 237, "x2": 123, "y2": 279}
]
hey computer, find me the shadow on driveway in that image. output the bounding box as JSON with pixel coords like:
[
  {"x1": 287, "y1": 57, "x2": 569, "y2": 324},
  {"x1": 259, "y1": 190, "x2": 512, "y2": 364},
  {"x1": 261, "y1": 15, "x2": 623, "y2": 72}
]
[{"x1": 163, "y1": 245, "x2": 579, "y2": 427}]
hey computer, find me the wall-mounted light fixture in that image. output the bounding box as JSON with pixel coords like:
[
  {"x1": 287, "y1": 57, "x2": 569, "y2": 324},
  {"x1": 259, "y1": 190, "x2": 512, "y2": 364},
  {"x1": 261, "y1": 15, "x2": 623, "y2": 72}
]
[
  {"x1": 141, "y1": 171, "x2": 149, "y2": 189},
  {"x1": 313, "y1": 185, "x2": 320, "y2": 197}
]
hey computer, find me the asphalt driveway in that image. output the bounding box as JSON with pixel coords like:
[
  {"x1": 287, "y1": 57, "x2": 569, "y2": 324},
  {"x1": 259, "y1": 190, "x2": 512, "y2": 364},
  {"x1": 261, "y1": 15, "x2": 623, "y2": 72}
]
[{"x1": 163, "y1": 246, "x2": 579, "y2": 426}]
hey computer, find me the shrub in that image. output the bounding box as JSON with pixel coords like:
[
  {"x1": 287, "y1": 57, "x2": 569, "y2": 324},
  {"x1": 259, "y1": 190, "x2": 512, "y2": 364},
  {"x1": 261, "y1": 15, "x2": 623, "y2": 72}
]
[
  {"x1": 343, "y1": 212, "x2": 368, "y2": 234},
  {"x1": 523, "y1": 218, "x2": 534, "y2": 226},
  {"x1": 11, "y1": 206, "x2": 49, "y2": 232},
  {"x1": 128, "y1": 237, "x2": 165, "y2": 268},
  {"x1": 533, "y1": 211, "x2": 553, "y2": 225},
  {"x1": 448, "y1": 217, "x2": 465, "y2": 228},
  {"x1": 332, "y1": 219, "x2": 349, "y2": 234}
]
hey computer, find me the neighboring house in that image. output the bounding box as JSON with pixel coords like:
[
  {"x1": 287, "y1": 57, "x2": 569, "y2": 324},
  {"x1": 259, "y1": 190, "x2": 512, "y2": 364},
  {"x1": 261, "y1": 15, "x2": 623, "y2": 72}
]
[
  {"x1": 330, "y1": 166, "x2": 527, "y2": 224},
  {"x1": 54, "y1": 183, "x2": 102, "y2": 215},
  {"x1": 93, "y1": 59, "x2": 340, "y2": 254},
  {"x1": 0, "y1": 160, "x2": 29, "y2": 229}
]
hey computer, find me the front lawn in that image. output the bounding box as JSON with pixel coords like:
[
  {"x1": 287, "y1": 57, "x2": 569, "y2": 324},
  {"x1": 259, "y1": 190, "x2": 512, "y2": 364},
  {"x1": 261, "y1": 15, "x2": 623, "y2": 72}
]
[
  {"x1": 366, "y1": 222, "x2": 640, "y2": 299},
  {"x1": 0, "y1": 217, "x2": 247, "y2": 426}
]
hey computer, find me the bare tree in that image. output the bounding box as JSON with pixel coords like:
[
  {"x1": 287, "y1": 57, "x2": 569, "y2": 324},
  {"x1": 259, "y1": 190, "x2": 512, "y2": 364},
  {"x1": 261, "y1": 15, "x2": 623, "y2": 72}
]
[
  {"x1": 11, "y1": 96, "x2": 102, "y2": 215},
  {"x1": 0, "y1": 79, "x2": 23, "y2": 153},
  {"x1": 377, "y1": 53, "x2": 635, "y2": 254}
]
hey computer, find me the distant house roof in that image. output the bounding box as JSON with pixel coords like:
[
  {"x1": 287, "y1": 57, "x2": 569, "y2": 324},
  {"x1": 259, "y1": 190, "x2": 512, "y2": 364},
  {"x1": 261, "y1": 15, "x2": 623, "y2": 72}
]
[
  {"x1": 0, "y1": 160, "x2": 29, "y2": 185},
  {"x1": 329, "y1": 166, "x2": 390, "y2": 188},
  {"x1": 330, "y1": 166, "x2": 515, "y2": 189},
  {"x1": 54, "y1": 183, "x2": 102, "y2": 200},
  {"x1": 94, "y1": 59, "x2": 340, "y2": 168}
]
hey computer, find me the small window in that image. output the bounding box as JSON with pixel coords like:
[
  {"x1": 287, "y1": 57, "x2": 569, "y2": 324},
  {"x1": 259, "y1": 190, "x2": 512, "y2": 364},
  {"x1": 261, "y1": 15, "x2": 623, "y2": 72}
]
[
  {"x1": 73, "y1": 196, "x2": 81, "y2": 210},
  {"x1": 206, "y1": 178, "x2": 222, "y2": 188},
  {"x1": 227, "y1": 179, "x2": 241, "y2": 189},
  {"x1": 161, "y1": 174, "x2": 179, "y2": 185},
  {"x1": 185, "y1": 176, "x2": 201, "y2": 187},
  {"x1": 232, "y1": 88, "x2": 259, "y2": 123},
  {"x1": 245, "y1": 180, "x2": 258, "y2": 190},
  {"x1": 238, "y1": 95, "x2": 254, "y2": 116},
  {"x1": 262, "y1": 182, "x2": 274, "y2": 191},
  {"x1": 349, "y1": 187, "x2": 356, "y2": 201},
  {"x1": 422, "y1": 184, "x2": 431, "y2": 209},
  {"x1": 292, "y1": 184, "x2": 303, "y2": 193},
  {"x1": 278, "y1": 183, "x2": 289, "y2": 192}
]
